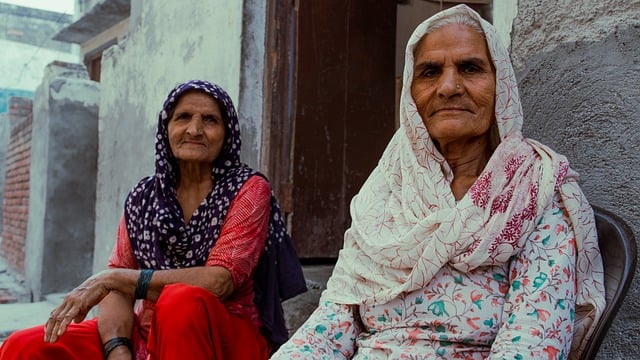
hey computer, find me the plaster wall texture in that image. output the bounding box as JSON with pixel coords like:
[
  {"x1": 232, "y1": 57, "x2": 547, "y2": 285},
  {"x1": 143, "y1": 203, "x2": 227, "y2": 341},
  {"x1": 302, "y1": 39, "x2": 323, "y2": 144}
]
[
  {"x1": 93, "y1": 0, "x2": 248, "y2": 273},
  {"x1": 511, "y1": 1, "x2": 640, "y2": 358},
  {"x1": 77, "y1": 0, "x2": 102, "y2": 17},
  {"x1": 26, "y1": 61, "x2": 100, "y2": 300},
  {"x1": 0, "y1": 3, "x2": 73, "y2": 53},
  {"x1": 0, "y1": 39, "x2": 78, "y2": 94},
  {"x1": 510, "y1": 0, "x2": 640, "y2": 70}
]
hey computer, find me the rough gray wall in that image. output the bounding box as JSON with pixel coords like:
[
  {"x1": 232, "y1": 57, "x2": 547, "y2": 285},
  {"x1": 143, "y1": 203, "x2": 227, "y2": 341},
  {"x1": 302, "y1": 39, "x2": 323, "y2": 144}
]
[
  {"x1": 26, "y1": 61, "x2": 99, "y2": 300},
  {"x1": 512, "y1": 1, "x2": 640, "y2": 358},
  {"x1": 510, "y1": 0, "x2": 640, "y2": 70}
]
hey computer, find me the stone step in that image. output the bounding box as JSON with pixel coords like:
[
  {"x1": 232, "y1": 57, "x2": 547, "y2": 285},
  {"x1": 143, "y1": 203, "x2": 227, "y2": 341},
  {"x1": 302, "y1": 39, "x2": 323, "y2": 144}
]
[{"x1": 0, "y1": 294, "x2": 63, "y2": 345}]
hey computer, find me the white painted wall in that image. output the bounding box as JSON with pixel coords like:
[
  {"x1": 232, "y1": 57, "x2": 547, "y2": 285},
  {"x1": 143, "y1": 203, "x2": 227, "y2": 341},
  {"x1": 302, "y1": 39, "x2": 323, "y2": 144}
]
[
  {"x1": 93, "y1": 0, "x2": 245, "y2": 272},
  {"x1": 1, "y1": 0, "x2": 75, "y2": 14},
  {"x1": 0, "y1": 39, "x2": 78, "y2": 93}
]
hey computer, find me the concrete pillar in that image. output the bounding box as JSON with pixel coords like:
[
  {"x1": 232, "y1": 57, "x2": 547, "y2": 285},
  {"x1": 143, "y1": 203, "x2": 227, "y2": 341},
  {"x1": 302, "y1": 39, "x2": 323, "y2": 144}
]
[{"x1": 26, "y1": 61, "x2": 100, "y2": 300}]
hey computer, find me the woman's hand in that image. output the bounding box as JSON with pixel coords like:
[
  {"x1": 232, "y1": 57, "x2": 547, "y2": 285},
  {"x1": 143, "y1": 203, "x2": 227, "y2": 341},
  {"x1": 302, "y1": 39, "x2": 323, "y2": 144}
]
[{"x1": 44, "y1": 270, "x2": 113, "y2": 343}]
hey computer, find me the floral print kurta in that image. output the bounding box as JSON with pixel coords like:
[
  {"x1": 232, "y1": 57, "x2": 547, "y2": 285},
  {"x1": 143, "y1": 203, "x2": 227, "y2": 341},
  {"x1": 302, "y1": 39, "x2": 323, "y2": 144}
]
[{"x1": 273, "y1": 197, "x2": 576, "y2": 359}]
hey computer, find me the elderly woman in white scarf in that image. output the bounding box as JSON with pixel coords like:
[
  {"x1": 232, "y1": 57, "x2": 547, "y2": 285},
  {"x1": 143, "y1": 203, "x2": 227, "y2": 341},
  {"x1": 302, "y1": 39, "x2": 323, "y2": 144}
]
[{"x1": 272, "y1": 5, "x2": 604, "y2": 360}]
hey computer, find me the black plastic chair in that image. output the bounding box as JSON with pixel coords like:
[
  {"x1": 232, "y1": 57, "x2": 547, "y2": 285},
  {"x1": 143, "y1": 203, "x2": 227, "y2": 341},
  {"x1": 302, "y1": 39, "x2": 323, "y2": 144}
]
[{"x1": 579, "y1": 205, "x2": 637, "y2": 359}]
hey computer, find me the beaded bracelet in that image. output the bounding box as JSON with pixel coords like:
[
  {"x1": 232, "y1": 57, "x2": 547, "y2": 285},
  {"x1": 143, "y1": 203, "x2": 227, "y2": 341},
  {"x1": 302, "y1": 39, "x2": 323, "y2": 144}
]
[
  {"x1": 103, "y1": 336, "x2": 133, "y2": 359},
  {"x1": 134, "y1": 269, "x2": 154, "y2": 300}
]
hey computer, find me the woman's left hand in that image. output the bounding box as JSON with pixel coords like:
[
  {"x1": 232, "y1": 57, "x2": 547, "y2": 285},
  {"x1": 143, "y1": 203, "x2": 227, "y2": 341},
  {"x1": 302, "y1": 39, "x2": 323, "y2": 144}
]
[{"x1": 44, "y1": 270, "x2": 113, "y2": 343}]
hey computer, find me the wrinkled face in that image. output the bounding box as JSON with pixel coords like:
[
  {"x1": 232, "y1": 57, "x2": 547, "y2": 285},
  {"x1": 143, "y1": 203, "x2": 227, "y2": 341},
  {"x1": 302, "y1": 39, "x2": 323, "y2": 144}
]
[
  {"x1": 167, "y1": 91, "x2": 226, "y2": 166},
  {"x1": 411, "y1": 24, "x2": 496, "y2": 149}
]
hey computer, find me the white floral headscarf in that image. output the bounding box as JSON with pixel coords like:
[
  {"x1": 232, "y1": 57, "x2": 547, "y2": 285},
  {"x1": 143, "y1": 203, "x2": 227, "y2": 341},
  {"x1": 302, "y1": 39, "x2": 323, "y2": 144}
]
[{"x1": 321, "y1": 5, "x2": 604, "y2": 357}]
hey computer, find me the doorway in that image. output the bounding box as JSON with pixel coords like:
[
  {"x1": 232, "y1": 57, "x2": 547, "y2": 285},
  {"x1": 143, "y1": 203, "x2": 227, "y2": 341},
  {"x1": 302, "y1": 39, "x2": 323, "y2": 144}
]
[{"x1": 263, "y1": 0, "x2": 492, "y2": 260}]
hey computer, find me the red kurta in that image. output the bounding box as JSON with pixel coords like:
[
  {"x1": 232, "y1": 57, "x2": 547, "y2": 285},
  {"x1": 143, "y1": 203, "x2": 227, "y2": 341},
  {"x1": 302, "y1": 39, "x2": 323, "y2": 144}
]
[
  {"x1": 0, "y1": 175, "x2": 271, "y2": 360},
  {"x1": 110, "y1": 175, "x2": 270, "y2": 341}
]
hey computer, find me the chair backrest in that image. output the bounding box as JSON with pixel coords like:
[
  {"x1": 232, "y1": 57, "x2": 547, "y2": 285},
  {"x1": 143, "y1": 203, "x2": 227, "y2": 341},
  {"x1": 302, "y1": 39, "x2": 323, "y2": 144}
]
[{"x1": 579, "y1": 205, "x2": 637, "y2": 360}]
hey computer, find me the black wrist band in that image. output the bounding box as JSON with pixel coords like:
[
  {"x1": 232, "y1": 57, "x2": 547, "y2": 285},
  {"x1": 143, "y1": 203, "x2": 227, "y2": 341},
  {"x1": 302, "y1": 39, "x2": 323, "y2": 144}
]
[
  {"x1": 103, "y1": 336, "x2": 133, "y2": 359},
  {"x1": 134, "y1": 269, "x2": 154, "y2": 300}
]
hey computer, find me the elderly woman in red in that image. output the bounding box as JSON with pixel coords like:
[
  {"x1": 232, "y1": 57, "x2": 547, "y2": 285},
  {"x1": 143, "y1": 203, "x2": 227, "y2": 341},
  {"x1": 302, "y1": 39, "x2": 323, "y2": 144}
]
[{"x1": 0, "y1": 80, "x2": 306, "y2": 359}]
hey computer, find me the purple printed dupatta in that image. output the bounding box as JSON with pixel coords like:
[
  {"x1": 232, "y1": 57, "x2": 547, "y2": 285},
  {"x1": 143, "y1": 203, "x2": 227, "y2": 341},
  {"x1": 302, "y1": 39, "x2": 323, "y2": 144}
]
[{"x1": 123, "y1": 80, "x2": 306, "y2": 349}]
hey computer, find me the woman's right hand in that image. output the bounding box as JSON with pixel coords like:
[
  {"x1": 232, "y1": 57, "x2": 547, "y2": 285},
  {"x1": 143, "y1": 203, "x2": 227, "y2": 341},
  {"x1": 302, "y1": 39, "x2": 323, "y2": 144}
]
[{"x1": 44, "y1": 270, "x2": 114, "y2": 343}]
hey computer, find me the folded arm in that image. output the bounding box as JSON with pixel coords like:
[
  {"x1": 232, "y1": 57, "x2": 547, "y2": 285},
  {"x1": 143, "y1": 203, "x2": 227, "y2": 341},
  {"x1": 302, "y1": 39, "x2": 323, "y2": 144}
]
[{"x1": 489, "y1": 197, "x2": 577, "y2": 359}]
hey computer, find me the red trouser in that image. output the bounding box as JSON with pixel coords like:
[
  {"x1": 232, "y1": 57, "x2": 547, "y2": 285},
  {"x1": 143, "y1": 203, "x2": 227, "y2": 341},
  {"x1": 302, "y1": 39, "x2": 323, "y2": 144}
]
[{"x1": 0, "y1": 284, "x2": 268, "y2": 360}]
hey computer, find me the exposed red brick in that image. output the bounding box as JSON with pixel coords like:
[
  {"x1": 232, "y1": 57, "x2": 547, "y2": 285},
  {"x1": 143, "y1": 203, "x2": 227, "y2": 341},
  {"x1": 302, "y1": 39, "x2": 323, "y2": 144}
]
[
  {"x1": 1, "y1": 97, "x2": 33, "y2": 276},
  {"x1": 0, "y1": 293, "x2": 17, "y2": 304}
]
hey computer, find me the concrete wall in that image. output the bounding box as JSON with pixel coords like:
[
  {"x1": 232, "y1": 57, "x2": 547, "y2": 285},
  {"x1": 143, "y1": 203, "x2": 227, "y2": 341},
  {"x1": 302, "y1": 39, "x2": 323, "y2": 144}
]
[
  {"x1": 77, "y1": 0, "x2": 102, "y2": 16},
  {"x1": 510, "y1": 1, "x2": 640, "y2": 358},
  {"x1": 0, "y1": 39, "x2": 78, "y2": 113},
  {"x1": 26, "y1": 61, "x2": 99, "y2": 300},
  {"x1": 511, "y1": 0, "x2": 639, "y2": 70},
  {"x1": 93, "y1": 0, "x2": 268, "y2": 272},
  {"x1": 0, "y1": 3, "x2": 73, "y2": 53},
  {"x1": 0, "y1": 4, "x2": 78, "y2": 105}
]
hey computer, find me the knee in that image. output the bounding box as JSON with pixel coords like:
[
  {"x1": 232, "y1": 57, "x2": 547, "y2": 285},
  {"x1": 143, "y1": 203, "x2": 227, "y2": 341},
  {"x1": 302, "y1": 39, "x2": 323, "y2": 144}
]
[
  {"x1": 154, "y1": 284, "x2": 223, "y2": 326},
  {"x1": 0, "y1": 327, "x2": 45, "y2": 358},
  {"x1": 156, "y1": 283, "x2": 216, "y2": 308}
]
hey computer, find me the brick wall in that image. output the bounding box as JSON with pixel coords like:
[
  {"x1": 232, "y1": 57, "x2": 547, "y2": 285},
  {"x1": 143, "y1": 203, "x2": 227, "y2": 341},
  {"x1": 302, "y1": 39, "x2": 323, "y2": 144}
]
[{"x1": 1, "y1": 97, "x2": 32, "y2": 276}]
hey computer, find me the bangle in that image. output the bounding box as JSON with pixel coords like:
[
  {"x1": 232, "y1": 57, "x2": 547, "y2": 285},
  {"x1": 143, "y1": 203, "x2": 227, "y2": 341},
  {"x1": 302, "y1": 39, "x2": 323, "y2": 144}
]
[
  {"x1": 134, "y1": 269, "x2": 154, "y2": 300},
  {"x1": 103, "y1": 336, "x2": 133, "y2": 359}
]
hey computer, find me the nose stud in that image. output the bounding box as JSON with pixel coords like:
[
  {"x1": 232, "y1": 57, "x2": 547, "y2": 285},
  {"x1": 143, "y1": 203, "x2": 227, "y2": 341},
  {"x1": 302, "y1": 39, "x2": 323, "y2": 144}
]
[{"x1": 456, "y1": 84, "x2": 460, "y2": 90}]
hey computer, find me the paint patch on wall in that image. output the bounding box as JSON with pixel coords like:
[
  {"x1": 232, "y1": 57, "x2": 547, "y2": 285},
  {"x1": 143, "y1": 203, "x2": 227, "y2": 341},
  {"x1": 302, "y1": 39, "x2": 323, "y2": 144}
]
[{"x1": 0, "y1": 88, "x2": 33, "y2": 114}]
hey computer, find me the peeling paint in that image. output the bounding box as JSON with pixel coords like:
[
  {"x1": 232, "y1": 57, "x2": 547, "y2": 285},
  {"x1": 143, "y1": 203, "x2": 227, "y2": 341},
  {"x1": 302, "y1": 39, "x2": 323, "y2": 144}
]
[{"x1": 49, "y1": 79, "x2": 100, "y2": 108}]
